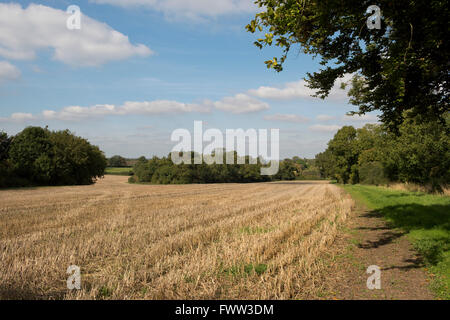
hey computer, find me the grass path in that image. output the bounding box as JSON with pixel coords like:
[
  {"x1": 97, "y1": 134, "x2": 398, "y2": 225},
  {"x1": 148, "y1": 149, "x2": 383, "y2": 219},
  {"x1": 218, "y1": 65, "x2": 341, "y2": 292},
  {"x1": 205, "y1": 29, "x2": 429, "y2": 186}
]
[{"x1": 335, "y1": 185, "x2": 449, "y2": 299}]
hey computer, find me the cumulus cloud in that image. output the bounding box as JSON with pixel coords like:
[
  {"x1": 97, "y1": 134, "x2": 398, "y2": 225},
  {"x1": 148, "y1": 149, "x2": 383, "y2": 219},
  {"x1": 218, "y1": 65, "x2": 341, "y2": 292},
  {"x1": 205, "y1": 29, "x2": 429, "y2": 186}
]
[
  {"x1": 0, "y1": 112, "x2": 35, "y2": 123},
  {"x1": 0, "y1": 61, "x2": 21, "y2": 83},
  {"x1": 213, "y1": 94, "x2": 269, "y2": 114},
  {"x1": 264, "y1": 114, "x2": 309, "y2": 123},
  {"x1": 248, "y1": 74, "x2": 352, "y2": 101},
  {"x1": 316, "y1": 114, "x2": 336, "y2": 121},
  {"x1": 42, "y1": 105, "x2": 118, "y2": 121},
  {"x1": 342, "y1": 114, "x2": 380, "y2": 123},
  {"x1": 120, "y1": 100, "x2": 210, "y2": 114},
  {"x1": 1, "y1": 100, "x2": 210, "y2": 122},
  {"x1": 309, "y1": 124, "x2": 342, "y2": 133},
  {"x1": 0, "y1": 3, "x2": 152, "y2": 66},
  {"x1": 11, "y1": 113, "x2": 34, "y2": 121},
  {"x1": 0, "y1": 92, "x2": 271, "y2": 122},
  {"x1": 40, "y1": 101, "x2": 210, "y2": 121},
  {"x1": 305, "y1": 113, "x2": 380, "y2": 134},
  {"x1": 90, "y1": 0, "x2": 256, "y2": 20},
  {"x1": 249, "y1": 80, "x2": 315, "y2": 100}
]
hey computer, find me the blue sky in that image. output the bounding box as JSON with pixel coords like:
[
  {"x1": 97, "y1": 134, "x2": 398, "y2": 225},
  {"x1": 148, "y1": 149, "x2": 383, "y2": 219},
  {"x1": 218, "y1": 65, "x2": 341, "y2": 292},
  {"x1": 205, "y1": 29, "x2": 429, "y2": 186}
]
[{"x1": 0, "y1": 0, "x2": 378, "y2": 158}]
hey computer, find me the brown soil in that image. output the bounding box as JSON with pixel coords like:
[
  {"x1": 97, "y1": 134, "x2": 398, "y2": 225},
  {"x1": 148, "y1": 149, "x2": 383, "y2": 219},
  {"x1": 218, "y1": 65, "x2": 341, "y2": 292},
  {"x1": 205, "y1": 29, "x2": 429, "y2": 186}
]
[{"x1": 320, "y1": 201, "x2": 435, "y2": 300}]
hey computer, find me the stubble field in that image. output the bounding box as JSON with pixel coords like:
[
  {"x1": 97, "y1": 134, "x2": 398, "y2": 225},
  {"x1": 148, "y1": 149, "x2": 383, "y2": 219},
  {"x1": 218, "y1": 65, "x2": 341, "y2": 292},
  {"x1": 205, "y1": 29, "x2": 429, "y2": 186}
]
[{"x1": 0, "y1": 175, "x2": 353, "y2": 299}]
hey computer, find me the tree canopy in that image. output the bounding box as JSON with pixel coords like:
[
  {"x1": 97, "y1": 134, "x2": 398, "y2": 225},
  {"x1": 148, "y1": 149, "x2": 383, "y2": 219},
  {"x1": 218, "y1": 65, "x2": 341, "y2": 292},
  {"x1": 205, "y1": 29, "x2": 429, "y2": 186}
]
[
  {"x1": 108, "y1": 155, "x2": 128, "y2": 167},
  {"x1": 130, "y1": 151, "x2": 321, "y2": 185},
  {"x1": 1, "y1": 127, "x2": 107, "y2": 188},
  {"x1": 316, "y1": 116, "x2": 449, "y2": 191},
  {"x1": 247, "y1": 0, "x2": 449, "y2": 129}
]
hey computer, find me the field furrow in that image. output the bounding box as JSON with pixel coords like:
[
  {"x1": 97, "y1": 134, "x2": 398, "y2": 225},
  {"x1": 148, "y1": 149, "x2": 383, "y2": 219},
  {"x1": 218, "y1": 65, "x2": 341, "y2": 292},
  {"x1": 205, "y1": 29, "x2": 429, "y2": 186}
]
[{"x1": 0, "y1": 176, "x2": 353, "y2": 299}]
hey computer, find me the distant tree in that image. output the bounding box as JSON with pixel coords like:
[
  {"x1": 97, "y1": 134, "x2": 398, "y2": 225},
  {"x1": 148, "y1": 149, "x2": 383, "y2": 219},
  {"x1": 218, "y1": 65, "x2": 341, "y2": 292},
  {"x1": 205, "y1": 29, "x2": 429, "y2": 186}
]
[
  {"x1": 0, "y1": 132, "x2": 12, "y2": 187},
  {"x1": 327, "y1": 126, "x2": 359, "y2": 183},
  {"x1": 292, "y1": 156, "x2": 308, "y2": 169},
  {"x1": 315, "y1": 150, "x2": 335, "y2": 179},
  {"x1": 133, "y1": 156, "x2": 159, "y2": 183},
  {"x1": 240, "y1": 162, "x2": 266, "y2": 183},
  {"x1": 8, "y1": 126, "x2": 53, "y2": 184},
  {"x1": 353, "y1": 124, "x2": 387, "y2": 183},
  {"x1": 130, "y1": 151, "x2": 315, "y2": 185},
  {"x1": 300, "y1": 168, "x2": 322, "y2": 180},
  {"x1": 6, "y1": 127, "x2": 106, "y2": 187},
  {"x1": 136, "y1": 156, "x2": 147, "y2": 165},
  {"x1": 315, "y1": 115, "x2": 449, "y2": 190},
  {"x1": 108, "y1": 155, "x2": 128, "y2": 167},
  {"x1": 274, "y1": 159, "x2": 301, "y2": 181},
  {"x1": 152, "y1": 165, "x2": 177, "y2": 184},
  {"x1": 0, "y1": 131, "x2": 11, "y2": 162},
  {"x1": 50, "y1": 130, "x2": 107, "y2": 185}
]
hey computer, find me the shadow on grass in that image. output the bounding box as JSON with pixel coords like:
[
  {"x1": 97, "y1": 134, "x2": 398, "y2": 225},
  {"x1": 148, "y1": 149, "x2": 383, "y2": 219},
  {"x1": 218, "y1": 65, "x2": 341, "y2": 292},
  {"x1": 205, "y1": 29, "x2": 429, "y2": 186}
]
[
  {"x1": 363, "y1": 203, "x2": 450, "y2": 266},
  {"x1": 357, "y1": 226, "x2": 392, "y2": 231},
  {"x1": 377, "y1": 204, "x2": 450, "y2": 232},
  {"x1": 384, "y1": 193, "x2": 428, "y2": 198}
]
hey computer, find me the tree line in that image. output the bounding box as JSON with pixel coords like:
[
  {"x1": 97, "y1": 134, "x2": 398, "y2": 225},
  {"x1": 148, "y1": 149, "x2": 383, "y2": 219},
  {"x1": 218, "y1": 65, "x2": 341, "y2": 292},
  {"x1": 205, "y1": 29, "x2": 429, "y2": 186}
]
[
  {"x1": 0, "y1": 126, "x2": 107, "y2": 188},
  {"x1": 129, "y1": 152, "x2": 322, "y2": 184},
  {"x1": 315, "y1": 114, "x2": 449, "y2": 191},
  {"x1": 107, "y1": 155, "x2": 140, "y2": 168}
]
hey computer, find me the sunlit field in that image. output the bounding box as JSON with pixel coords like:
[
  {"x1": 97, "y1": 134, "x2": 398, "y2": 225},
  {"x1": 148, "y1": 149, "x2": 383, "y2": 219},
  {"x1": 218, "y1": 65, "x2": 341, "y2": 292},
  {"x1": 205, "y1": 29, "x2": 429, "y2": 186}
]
[{"x1": 0, "y1": 176, "x2": 353, "y2": 300}]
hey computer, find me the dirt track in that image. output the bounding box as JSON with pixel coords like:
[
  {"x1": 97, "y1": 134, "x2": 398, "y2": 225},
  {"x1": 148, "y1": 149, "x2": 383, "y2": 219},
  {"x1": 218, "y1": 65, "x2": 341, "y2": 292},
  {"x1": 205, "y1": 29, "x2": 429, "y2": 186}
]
[{"x1": 321, "y1": 201, "x2": 434, "y2": 300}]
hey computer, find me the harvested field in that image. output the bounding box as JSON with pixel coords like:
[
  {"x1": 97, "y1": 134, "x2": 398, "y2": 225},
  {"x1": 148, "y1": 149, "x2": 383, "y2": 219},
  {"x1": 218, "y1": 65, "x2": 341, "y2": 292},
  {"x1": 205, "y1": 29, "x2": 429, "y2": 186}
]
[{"x1": 0, "y1": 176, "x2": 353, "y2": 299}]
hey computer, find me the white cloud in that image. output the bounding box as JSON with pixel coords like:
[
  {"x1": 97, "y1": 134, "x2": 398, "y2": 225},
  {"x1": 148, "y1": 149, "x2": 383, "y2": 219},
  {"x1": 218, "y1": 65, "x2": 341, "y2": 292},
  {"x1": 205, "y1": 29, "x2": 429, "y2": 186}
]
[
  {"x1": 90, "y1": 0, "x2": 256, "y2": 20},
  {"x1": 11, "y1": 113, "x2": 34, "y2": 121},
  {"x1": 264, "y1": 114, "x2": 309, "y2": 123},
  {"x1": 0, "y1": 61, "x2": 21, "y2": 83},
  {"x1": 249, "y1": 80, "x2": 315, "y2": 100},
  {"x1": 248, "y1": 74, "x2": 352, "y2": 101},
  {"x1": 316, "y1": 114, "x2": 336, "y2": 121},
  {"x1": 309, "y1": 124, "x2": 342, "y2": 133},
  {"x1": 342, "y1": 114, "x2": 379, "y2": 123},
  {"x1": 1, "y1": 99, "x2": 212, "y2": 123},
  {"x1": 0, "y1": 92, "x2": 270, "y2": 122},
  {"x1": 42, "y1": 104, "x2": 117, "y2": 121},
  {"x1": 41, "y1": 101, "x2": 210, "y2": 121},
  {"x1": 304, "y1": 113, "x2": 379, "y2": 134},
  {"x1": 120, "y1": 100, "x2": 210, "y2": 114},
  {"x1": 213, "y1": 94, "x2": 269, "y2": 114},
  {"x1": 0, "y1": 112, "x2": 35, "y2": 123},
  {"x1": 0, "y1": 3, "x2": 152, "y2": 66}
]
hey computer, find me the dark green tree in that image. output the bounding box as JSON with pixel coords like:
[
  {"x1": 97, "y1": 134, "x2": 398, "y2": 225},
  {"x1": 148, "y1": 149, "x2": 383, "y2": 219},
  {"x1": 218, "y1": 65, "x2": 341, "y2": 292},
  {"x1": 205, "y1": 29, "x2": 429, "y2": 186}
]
[
  {"x1": 8, "y1": 126, "x2": 53, "y2": 184},
  {"x1": 0, "y1": 131, "x2": 11, "y2": 162},
  {"x1": 108, "y1": 155, "x2": 128, "y2": 167},
  {"x1": 134, "y1": 156, "x2": 160, "y2": 182},
  {"x1": 315, "y1": 150, "x2": 335, "y2": 179},
  {"x1": 0, "y1": 132, "x2": 12, "y2": 187},
  {"x1": 50, "y1": 130, "x2": 107, "y2": 185},
  {"x1": 6, "y1": 127, "x2": 106, "y2": 187},
  {"x1": 247, "y1": 0, "x2": 449, "y2": 129},
  {"x1": 384, "y1": 114, "x2": 449, "y2": 190},
  {"x1": 327, "y1": 126, "x2": 359, "y2": 183}
]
